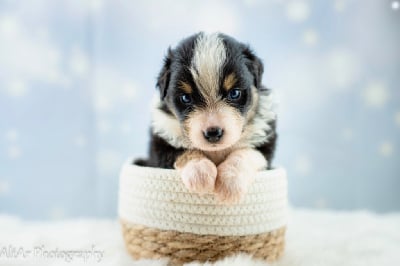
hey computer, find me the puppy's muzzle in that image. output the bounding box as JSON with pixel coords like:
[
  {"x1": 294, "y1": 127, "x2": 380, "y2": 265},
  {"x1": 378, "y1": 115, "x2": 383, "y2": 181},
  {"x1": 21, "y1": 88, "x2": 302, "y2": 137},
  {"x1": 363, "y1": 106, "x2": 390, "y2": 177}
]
[{"x1": 203, "y1": 127, "x2": 224, "y2": 143}]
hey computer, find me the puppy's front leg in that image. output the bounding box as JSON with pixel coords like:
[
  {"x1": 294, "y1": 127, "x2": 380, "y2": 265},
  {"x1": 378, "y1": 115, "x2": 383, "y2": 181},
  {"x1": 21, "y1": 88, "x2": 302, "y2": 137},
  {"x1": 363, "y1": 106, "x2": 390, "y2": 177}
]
[
  {"x1": 174, "y1": 150, "x2": 217, "y2": 195},
  {"x1": 215, "y1": 149, "x2": 267, "y2": 204}
]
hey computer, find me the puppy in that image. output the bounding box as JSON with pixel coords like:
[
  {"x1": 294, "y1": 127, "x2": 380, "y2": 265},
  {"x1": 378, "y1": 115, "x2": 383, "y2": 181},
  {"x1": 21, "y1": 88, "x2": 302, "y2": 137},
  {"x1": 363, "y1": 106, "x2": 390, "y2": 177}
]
[{"x1": 136, "y1": 32, "x2": 277, "y2": 204}]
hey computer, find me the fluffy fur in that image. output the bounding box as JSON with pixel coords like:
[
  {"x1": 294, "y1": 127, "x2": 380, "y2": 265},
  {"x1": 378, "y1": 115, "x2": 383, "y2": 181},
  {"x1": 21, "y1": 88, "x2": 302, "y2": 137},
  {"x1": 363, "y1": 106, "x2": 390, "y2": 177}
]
[{"x1": 136, "y1": 32, "x2": 277, "y2": 203}]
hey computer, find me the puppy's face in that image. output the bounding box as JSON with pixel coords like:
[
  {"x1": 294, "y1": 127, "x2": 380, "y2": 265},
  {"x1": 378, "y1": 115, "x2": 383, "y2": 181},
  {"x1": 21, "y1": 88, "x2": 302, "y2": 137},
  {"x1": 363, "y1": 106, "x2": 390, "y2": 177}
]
[{"x1": 156, "y1": 33, "x2": 264, "y2": 151}]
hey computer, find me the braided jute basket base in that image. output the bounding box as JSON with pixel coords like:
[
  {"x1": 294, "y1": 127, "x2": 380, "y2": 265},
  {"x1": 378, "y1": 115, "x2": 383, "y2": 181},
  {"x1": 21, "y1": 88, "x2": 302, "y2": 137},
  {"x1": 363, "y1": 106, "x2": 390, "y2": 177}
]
[
  {"x1": 119, "y1": 159, "x2": 288, "y2": 265},
  {"x1": 121, "y1": 221, "x2": 285, "y2": 265}
]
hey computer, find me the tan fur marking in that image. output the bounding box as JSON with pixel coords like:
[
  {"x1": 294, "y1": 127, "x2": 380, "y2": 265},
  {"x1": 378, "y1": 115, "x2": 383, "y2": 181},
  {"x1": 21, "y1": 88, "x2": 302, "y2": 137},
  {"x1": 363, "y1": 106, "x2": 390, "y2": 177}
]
[
  {"x1": 223, "y1": 73, "x2": 237, "y2": 91},
  {"x1": 179, "y1": 81, "x2": 192, "y2": 94}
]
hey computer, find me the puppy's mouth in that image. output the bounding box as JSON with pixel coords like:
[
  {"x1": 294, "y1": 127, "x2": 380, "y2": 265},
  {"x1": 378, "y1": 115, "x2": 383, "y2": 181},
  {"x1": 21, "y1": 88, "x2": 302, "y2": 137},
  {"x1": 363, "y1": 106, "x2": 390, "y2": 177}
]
[
  {"x1": 191, "y1": 137, "x2": 235, "y2": 151},
  {"x1": 187, "y1": 126, "x2": 242, "y2": 151}
]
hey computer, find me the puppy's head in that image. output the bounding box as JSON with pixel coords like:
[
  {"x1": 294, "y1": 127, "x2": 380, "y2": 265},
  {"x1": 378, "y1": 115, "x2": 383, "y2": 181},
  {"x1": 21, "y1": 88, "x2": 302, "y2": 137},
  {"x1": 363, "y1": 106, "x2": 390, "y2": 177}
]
[{"x1": 156, "y1": 33, "x2": 264, "y2": 151}]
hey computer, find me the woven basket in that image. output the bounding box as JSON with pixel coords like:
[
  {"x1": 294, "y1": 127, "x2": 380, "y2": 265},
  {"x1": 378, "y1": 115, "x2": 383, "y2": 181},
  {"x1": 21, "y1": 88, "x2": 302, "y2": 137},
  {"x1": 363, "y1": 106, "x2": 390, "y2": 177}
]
[{"x1": 118, "y1": 159, "x2": 288, "y2": 265}]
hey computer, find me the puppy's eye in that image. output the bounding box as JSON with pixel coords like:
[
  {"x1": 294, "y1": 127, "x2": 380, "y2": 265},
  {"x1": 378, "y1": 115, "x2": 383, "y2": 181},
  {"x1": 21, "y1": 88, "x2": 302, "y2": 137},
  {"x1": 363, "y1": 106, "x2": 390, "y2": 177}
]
[
  {"x1": 179, "y1": 94, "x2": 192, "y2": 104},
  {"x1": 228, "y1": 89, "x2": 241, "y2": 100}
]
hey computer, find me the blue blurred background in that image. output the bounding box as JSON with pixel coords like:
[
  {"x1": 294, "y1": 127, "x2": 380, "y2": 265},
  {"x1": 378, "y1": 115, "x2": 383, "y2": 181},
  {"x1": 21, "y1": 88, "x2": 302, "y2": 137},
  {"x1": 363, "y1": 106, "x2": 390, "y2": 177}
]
[{"x1": 0, "y1": 0, "x2": 399, "y2": 219}]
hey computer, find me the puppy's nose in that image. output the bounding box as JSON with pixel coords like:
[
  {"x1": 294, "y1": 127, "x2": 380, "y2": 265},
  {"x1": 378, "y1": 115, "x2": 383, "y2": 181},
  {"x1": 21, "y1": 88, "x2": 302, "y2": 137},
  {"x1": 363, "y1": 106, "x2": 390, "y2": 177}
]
[{"x1": 203, "y1": 127, "x2": 223, "y2": 143}]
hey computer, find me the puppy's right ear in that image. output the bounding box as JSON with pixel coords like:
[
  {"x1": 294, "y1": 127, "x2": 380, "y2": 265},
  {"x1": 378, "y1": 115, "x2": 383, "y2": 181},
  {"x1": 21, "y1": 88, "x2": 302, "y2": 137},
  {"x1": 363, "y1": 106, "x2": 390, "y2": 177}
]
[
  {"x1": 156, "y1": 48, "x2": 173, "y2": 99},
  {"x1": 242, "y1": 46, "x2": 264, "y2": 89}
]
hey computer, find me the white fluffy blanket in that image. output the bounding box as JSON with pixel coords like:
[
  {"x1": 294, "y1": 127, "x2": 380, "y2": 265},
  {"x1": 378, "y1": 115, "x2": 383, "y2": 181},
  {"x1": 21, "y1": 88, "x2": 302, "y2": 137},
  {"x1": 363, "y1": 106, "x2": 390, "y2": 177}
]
[{"x1": 1, "y1": 209, "x2": 399, "y2": 266}]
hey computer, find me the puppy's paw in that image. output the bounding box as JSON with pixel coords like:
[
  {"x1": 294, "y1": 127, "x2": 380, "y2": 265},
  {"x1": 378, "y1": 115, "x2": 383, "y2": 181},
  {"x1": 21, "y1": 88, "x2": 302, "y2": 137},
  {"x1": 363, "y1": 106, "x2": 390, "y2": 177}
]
[
  {"x1": 214, "y1": 160, "x2": 253, "y2": 204},
  {"x1": 179, "y1": 159, "x2": 217, "y2": 195}
]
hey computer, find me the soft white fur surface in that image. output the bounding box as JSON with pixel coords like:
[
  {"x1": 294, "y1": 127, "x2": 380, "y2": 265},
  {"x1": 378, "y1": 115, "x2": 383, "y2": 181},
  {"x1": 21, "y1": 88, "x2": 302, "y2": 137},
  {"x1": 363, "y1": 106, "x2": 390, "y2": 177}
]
[{"x1": 1, "y1": 209, "x2": 399, "y2": 266}]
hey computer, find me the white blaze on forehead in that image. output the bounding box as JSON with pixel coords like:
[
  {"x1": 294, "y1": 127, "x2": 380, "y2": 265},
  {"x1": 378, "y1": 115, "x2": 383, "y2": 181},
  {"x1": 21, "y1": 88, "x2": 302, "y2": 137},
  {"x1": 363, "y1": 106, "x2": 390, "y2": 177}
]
[{"x1": 190, "y1": 33, "x2": 226, "y2": 100}]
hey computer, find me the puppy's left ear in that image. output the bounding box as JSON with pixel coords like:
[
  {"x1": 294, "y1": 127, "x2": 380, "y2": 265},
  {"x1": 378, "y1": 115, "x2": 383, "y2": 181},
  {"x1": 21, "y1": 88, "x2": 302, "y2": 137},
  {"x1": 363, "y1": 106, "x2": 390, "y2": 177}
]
[
  {"x1": 156, "y1": 48, "x2": 173, "y2": 99},
  {"x1": 243, "y1": 47, "x2": 264, "y2": 88}
]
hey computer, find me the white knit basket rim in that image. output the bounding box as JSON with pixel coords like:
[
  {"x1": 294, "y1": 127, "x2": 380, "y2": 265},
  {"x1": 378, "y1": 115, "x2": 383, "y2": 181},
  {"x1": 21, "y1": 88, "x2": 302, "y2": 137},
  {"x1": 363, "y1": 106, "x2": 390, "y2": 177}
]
[{"x1": 118, "y1": 158, "x2": 288, "y2": 236}]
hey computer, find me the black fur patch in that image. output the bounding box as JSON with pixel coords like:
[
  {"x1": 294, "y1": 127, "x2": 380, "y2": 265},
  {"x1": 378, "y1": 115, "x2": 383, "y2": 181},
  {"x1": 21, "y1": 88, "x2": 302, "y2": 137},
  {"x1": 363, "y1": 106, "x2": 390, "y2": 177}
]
[{"x1": 135, "y1": 131, "x2": 184, "y2": 169}]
